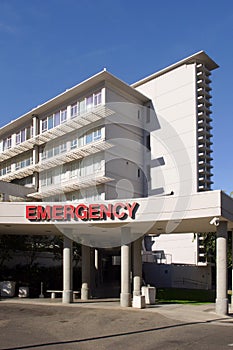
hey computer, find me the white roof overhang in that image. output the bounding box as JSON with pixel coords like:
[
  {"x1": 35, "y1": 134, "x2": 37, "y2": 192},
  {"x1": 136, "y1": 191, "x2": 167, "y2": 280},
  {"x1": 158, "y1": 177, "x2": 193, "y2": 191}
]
[{"x1": 0, "y1": 191, "x2": 232, "y2": 237}]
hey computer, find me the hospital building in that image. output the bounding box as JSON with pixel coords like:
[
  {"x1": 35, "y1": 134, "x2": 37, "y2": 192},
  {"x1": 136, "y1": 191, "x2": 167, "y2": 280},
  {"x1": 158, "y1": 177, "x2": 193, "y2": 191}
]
[{"x1": 0, "y1": 51, "x2": 233, "y2": 316}]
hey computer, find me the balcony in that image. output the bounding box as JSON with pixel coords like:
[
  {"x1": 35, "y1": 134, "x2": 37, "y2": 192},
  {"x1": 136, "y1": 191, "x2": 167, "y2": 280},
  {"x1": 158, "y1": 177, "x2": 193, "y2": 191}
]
[
  {"x1": 197, "y1": 104, "x2": 212, "y2": 114},
  {"x1": 197, "y1": 79, "x2": 211, "y2": 90},
  {"x1": 0, "y1": 139, "x2": 112, "y2": 182},
  {"x1": 0, "y1": 139, "x2": 35, "y2": 162},
  {"x1": 196, "y1": 72, "x2": 211, "y2": 83},
  {"x1": 196, "y1": 63, "x2": 211, "y2": 76},
  {"x1": 197, "y1": 96, "x2": 212, "y2": 107},
  {"x1": 27, "y1": 171, "x2": 113, "y2": 199},
  {"x1": 197, "y1": 88, "x2": 212, "y2": 99},
  {"x1": 198, "y1": 152, "x2": 213, "y2": 161},
  {"x1": 34, "y1": 139, "x2": 112, "y2": 172},
  {"x1": 34, "y1": 105, "x2": 114, "y2": 146},
  {"x1": 198, "y1": 163, "x2": 213, "y2": 170},
  {"x1": 197, "y1": 120, "x2": 212, "y2": 130},
  {"x1": 0, "y1": 105, "x2": 115, "y2": 162},
  {"x1": 198, "y1": 177, "x2": 213, "y2": 185},
  {"x1": 0, "y1": 164, "x2": 35, "y2": 182},
  {"x1": 198, "y1": 144, "x2": 212, "y2": 153},
  {"x1": 198, "y1": 111, "x2": 212, "y2": 122},
  {"x1": 198, "y1": 128, "x2": 213, "y2": 138}
]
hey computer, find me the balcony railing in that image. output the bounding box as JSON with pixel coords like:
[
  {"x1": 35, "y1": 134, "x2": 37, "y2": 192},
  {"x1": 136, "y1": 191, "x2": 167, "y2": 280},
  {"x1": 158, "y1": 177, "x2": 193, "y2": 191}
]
[
  {"x1": 35, "y1": 139, "x2": 112, "y2": 172},
  {"x1": 0, "y1": 139, "x2": 112, "y2": 182},
  {"x1": 27, "y1": 171, "x2": 113, "y2": 199},
  {"x1": 0, "y1": 105, "x2": 115, "y2": 162}
]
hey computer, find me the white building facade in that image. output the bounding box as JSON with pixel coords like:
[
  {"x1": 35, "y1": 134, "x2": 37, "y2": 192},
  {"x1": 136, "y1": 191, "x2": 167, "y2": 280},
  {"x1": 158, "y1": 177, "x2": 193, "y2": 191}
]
[{"x1": 1, "y1": 51, "x2": 233, "y2": 315}]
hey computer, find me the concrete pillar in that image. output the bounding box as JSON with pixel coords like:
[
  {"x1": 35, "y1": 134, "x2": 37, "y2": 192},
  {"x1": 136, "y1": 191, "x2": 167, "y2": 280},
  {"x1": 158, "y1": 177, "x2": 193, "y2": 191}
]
[
  {"x1": 215, "y1": 221, "x2": 228, "y2": 315},
  {"x1": 81, "y1": 245, "x2": 91, "y2": 300},
  {"x1": 32, "y1": 115, "x2": 39, "y2": 137},
  {"x1": 11, "y1": 133, "x2": 16, "y2": 148},
  {"x1": 95, "y1": 249, "x2": 99, "y2": 270},
  {"x1": 62, "y1": 236, "x2": 73, "y2": 303},
  {"x1": 94, "y1": 248, "x2": 101, "y2": 288},
  {"x1": 133, "y1": 237, "x2": 142, "y2": 297},
  {"x1": 120, "y1": 227, "x2": 131, "y2": 307},
  {"x1": 120, "y1": 243, "x2": 131, "y2": 307}
]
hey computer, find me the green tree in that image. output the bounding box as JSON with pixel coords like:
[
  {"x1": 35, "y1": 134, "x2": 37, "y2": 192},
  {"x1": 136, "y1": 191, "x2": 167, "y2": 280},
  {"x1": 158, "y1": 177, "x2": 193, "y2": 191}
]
[{"x1": 201, "y1": 232, "x2": 232, "y2": 267}]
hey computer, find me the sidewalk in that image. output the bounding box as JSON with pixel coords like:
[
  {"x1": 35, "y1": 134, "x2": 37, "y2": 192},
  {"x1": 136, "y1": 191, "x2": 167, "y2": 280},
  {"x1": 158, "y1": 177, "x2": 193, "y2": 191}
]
[{"x1": 1, "y1": 297, "x2": 232, "y2": 324}]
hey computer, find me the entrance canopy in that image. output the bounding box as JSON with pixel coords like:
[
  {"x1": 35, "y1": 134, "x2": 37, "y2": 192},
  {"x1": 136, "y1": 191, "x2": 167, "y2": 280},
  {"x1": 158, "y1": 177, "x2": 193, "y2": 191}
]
[{"x1": 0, "y1": 190, "x2": 233, "y2": 240}]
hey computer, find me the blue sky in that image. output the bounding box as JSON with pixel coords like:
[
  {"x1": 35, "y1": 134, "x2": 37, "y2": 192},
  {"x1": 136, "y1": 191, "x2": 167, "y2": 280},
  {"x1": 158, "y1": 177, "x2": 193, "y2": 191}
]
[{"x1": 0, "y1": 0, "x2": 233, "y2": 193}]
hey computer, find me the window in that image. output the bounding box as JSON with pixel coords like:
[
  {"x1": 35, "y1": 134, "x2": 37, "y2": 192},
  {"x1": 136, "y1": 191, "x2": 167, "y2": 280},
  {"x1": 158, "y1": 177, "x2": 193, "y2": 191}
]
[
  {"x1": 71, "y1": 139, "x2": 77, "y2": 149},
  {"x1": 146, "y1": 134, "x2": 151, "y2": 150},
  {"x1": 48, "y1": 115, "x2": 53, "y2": 130},
  {"x1": 47, "y1": 148, "x2": 53, "y2": 158},
  {"x1": 54, "y1": 112, "x2": 60, "y2": 127},
  {"x1": 94, "y1": 91, "x2": 102, "y2": 106},
  {"x1": 47, "y1": 171, "x2": 53, "y2": 186},
  {"x1": 14, "y1": 156, "x2": 32, "y2": 171},
  {"x1": 25, "y1": 158, "x2": 32, "y2": 167},
  {"x1": 85, "y1": 157, "x2": 93, "y2": 176},
  {"x1": 86, "y1": 95, "x2": 93, "y2": 110},
  {"x1": 80, "y1": 99, "x2": 85, "y2": 114},
  {"x1": 54, "y1": 146, "x2": 60, "y2": 156},
  {"x1": 146, "y1": 107, "x2": 151, "y2": 123},
  {"x1": 21, "y1": 130, "x2": 26, "y2": 142},
  {"x1": 70, "y1": 163, "x2": 78, "y2": 178},
  {"x1": 31, "y1": 126, "x2": 34, "y2": 138},
  {"x1": 42, "y1": 119, "x2": 47, "y2": 133},
  {"x1": 0, "y1": 162, "x2": 11, "y2": 176},
  {"x1": 16, "y1": 132, "x2": 21, "y2": 145},
  {"x1": 6, "y1": 165, "x2": 11, "y2": 173},
  {"x1": 15, "y1": 127, "x2": 33, "y2": 145},
  {"x1": 60, "y1": 143, "x2": 67, "y2": 153},
  {"x1": 71, "y1": 102, "x2": 79, "y2": 118},
  {"x1": 86, "y1": 132, "x2": 93, "y2": 144},
  {"x1": 3, "y1": 136, "x2": 12, "y2": 150},
  {"x1": 147, "y1": 165, "x2": 151, "y2": 181},
  {"x1": 61, "y1": 109, "x2": 67, "y2": 123},
  {"x1": 85, "y1": 128, "x2": 102, "y2": 145},
  {"x1": 93, "y1": 128, "x2": 101, "y2": 141},
  {"x1": 61, "y1": 166, "x2": 67, "y2": 181},
  {"x1": 94, "y1": 159, "x2": 102, "y2": 172},
  {"x1": 41, "y1": 142, "x2": 67, "y2": 160},
  {"x1": 41, "y1": 175, "x2": 46, "y2": 187}
]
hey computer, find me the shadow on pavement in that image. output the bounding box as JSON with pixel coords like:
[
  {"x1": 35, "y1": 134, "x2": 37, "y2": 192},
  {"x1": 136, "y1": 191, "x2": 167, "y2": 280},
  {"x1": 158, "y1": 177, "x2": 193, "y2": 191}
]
[{"x1": 0, "y1": 317, "x2": 229, "y2": 350}]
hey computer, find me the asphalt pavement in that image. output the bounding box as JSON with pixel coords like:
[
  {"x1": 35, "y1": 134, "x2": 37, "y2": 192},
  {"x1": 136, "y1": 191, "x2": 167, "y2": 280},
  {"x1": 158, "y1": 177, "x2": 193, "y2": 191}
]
[{"x1": 1, "y1": 298, "x2": 233, "y2": 349}]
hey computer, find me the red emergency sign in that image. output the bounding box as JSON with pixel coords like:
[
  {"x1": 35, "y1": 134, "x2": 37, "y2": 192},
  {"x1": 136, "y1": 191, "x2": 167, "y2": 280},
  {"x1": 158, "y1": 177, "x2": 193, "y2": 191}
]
[{"x1": 25, "y1": 202, "x2": 139, "y2": 222}]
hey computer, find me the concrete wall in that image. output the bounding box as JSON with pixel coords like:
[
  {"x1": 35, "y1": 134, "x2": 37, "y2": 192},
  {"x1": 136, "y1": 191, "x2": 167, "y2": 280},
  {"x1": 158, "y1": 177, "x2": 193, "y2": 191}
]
[
  {"x1": 150, "y1": 233, "x2": 198, "y2": 265},
  {"x1": 143, "y1": 263, "x2": 212, "y2": 289},
  {"x1": 135, "y1": 63, "x2": 198, "y2": 197},
  {"x1": 104, "y1": 87, "x2": 145, "y2": 199}
]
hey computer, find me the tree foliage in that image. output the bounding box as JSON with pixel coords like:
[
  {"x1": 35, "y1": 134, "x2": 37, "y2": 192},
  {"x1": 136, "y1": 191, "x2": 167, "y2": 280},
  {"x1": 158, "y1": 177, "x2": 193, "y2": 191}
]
[
  {"x1": 0, "y1": 234, "x2": 81, "y2": 272},
  {"x1": 201, "y1": 232, "x2": 232, "y2": 267}
]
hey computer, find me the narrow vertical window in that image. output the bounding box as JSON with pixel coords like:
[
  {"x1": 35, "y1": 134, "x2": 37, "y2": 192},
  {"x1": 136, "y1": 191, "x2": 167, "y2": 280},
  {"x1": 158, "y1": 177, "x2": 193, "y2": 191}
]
[
  {"x1": 16, "y1": 132, "x2": 21, "y2": 145},
  {"x1": 48, "y1": 115, "x2": 53, "y2": 130},
  {"x1": 146, "y1": 134, "x2": 151, "y2": 150},
  {"x1": 61, "y1": 109, "x2": 67, "y2": 123},
  {"x1": 94, "y1": 91, "x2": 102, "y2": 106},
  {"x1": 86, "y1": 95, "x2": 93, "y2": 111},
  {"x1": 54, "y1": 112, "x2": 60, "y2": 127},
  {"x1": 42, "y1": 119, "x2": 47, "y2": 133}
]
